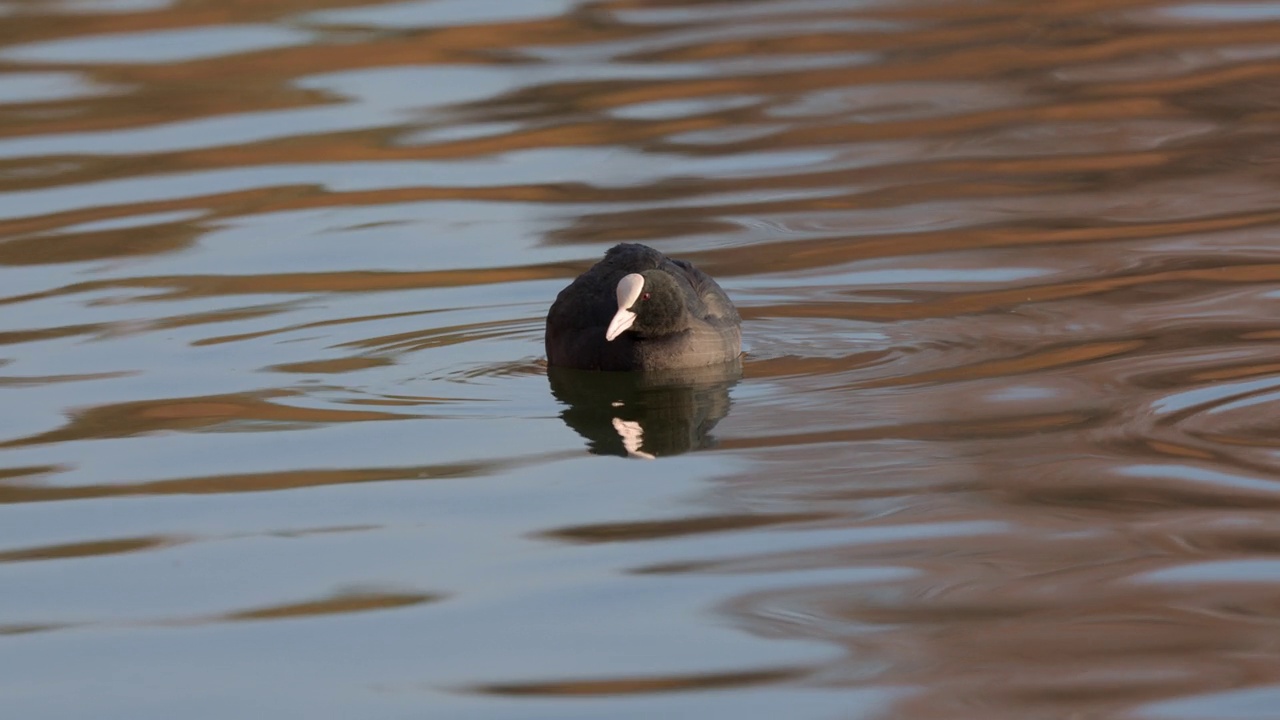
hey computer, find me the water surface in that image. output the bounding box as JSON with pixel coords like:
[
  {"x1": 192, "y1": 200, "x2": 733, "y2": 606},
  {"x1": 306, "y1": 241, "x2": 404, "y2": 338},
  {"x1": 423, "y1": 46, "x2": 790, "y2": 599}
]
[{"x1": 4, "y1": 0, "x2": 1280, "y2": 718}]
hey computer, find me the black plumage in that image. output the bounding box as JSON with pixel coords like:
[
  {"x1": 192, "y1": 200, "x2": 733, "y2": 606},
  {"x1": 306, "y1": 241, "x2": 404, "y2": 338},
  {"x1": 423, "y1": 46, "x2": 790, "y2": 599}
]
[{"x1": 545, "y1": 243, "x2": 741, "y2": 371}]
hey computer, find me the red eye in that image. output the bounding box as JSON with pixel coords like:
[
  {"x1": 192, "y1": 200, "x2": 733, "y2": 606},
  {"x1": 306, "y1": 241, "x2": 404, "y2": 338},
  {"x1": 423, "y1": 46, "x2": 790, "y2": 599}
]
[{"x1": 641, "y1": 292, "x2": 651, "y2": 301}]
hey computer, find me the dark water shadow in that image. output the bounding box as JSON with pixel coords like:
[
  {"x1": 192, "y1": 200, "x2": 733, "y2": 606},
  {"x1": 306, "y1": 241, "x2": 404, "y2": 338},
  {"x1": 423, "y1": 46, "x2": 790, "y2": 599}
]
[{"x1": 547, "y1": 361, "x2": 741, "y2": 459}]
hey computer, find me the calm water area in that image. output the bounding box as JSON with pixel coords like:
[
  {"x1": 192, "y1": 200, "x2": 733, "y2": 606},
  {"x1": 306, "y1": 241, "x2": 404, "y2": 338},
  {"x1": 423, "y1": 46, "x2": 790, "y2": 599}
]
[{"x1": 4, "y1": 1, "x2": 1280, "y2": 718}]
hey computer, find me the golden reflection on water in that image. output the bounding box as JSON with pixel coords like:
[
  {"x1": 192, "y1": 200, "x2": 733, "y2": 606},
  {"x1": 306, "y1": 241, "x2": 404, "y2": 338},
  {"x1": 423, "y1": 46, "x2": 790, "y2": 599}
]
[{"x1": 4, "y1": 0, "x2": 1280, "y2": 718}]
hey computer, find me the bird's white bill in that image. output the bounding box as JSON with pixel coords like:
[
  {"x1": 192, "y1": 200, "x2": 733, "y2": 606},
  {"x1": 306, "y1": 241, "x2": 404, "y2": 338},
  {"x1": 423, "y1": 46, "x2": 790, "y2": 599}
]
[
  {"x1": 605, "y1": 309, "x2": 636, "y2": 341},
  {"x1": 605, "y1": 273, "x2": 645, "y2": 341}
]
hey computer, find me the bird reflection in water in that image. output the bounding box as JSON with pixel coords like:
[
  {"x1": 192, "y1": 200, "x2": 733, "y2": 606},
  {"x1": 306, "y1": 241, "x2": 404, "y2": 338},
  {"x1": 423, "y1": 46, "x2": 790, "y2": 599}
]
[{"x1": 547, "y1": 361, "x2": 741, "y2": 459}]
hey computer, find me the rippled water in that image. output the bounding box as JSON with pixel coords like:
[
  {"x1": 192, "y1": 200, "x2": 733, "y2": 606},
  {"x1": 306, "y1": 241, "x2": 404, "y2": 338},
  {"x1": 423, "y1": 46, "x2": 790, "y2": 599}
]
[{"x1": 4, "y1": 0, "x2": 1280, "y2": 717}]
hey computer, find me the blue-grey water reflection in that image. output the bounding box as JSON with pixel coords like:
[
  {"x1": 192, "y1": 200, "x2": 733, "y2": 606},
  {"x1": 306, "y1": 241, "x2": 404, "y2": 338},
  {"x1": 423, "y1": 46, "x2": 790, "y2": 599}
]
[{"x1": 4, "y1": 0, "x2": 1280, "y2": 718}]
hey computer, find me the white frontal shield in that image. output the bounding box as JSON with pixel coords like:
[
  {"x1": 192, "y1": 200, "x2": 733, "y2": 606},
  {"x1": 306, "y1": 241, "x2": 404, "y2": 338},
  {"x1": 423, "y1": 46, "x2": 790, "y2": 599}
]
[{"x1": 605, "y1": 273, "x2": 645, "y2": 341}]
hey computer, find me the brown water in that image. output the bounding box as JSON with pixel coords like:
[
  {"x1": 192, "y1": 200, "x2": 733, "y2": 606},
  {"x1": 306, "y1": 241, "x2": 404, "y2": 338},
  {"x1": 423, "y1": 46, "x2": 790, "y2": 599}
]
[{"x1": 3, "y1": 0, "x2": 1280, "y2": 717}]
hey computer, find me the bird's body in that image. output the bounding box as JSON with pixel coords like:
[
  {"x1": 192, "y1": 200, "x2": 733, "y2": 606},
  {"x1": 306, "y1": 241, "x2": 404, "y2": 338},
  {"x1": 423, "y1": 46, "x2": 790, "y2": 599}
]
[{"x1": 545, "y1": 243, "x2": 741, "y2": 371}]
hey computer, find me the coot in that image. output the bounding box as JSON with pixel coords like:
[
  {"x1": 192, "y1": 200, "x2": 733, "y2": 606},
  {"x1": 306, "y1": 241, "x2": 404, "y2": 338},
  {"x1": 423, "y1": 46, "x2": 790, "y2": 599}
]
[{"x1": 545, "y1": 244, "x2": 741, "y2": 371}]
